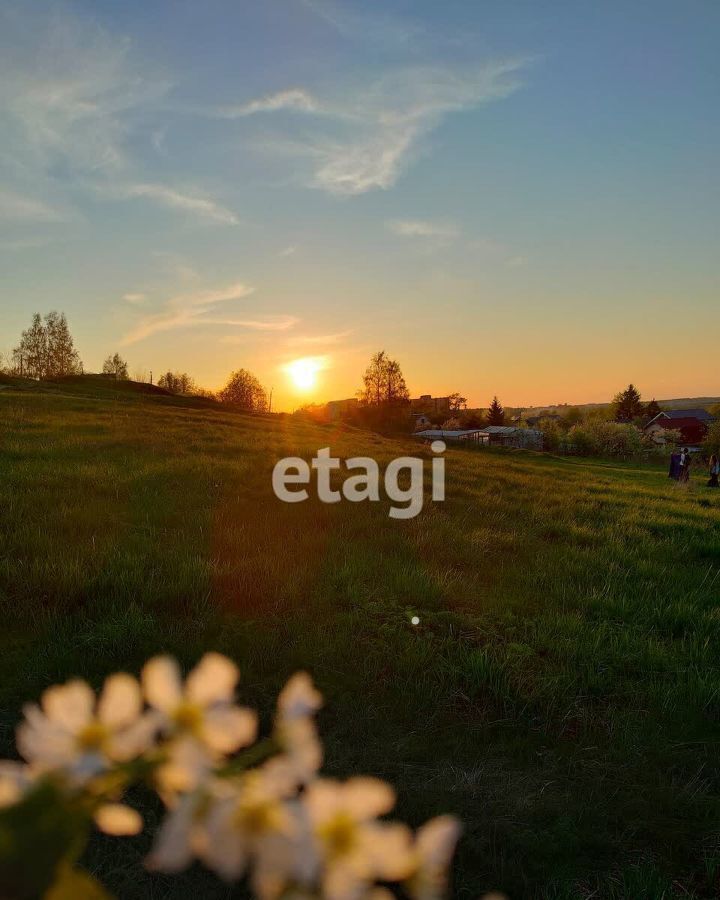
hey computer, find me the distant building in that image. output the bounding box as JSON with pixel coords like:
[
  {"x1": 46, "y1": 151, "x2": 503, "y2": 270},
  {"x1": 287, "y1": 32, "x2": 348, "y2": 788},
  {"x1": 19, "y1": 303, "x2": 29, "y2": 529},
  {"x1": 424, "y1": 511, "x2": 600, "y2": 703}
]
[
  {"x1": 644, "y1": 409, "x2": 714, "y2": 446},
  {"x1": 414, "y1": 426, "x2": 543, "y2": 450},
  {"x1": 411, "y1": 394, "x2": 451, "y2": 414},
  {"x1": 411, "y1": 413, "x2": 433, "y2": 431},
  {"x1": 325, "y1": 398, "x2": 359, "y2": 421}
]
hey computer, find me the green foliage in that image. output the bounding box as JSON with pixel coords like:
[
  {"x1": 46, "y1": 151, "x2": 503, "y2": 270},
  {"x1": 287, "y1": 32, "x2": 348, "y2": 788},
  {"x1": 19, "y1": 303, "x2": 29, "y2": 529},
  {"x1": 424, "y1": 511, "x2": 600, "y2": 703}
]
[
  {"x1": 704, "y1": 421, "x2": 720, "y2": 457},
  {"x1": 0, "y1": 782, "x2": 92, "y2": 899},
  {"x1": 358, "y1": 350, "x2": 409, "y2": 407},
  {"x1": 487, "y1": 395, "x2": 505, "y2": 425},
  {"x1": 567, "y1": 420, "x2": 644, "y2": 457},
  {"x1": 218, "y1": 368, "x2": 267, "y2": 410},
  {"x1": 612, "y1": 383, "x2": 644, "y2": 422}
]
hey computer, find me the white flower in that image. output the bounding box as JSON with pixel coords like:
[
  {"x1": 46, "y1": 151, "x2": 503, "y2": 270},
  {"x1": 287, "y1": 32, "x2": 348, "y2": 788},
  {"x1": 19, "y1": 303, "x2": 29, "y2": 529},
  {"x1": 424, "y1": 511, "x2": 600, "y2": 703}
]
[
  {"x1": 17, "y1": 674, "x2": 154, "y2": 780},
  {"x1": 203, "y1": 769, "x2": 314, "y2": 896},
  {"x1": 0, "y1": 761, "x2": 33, "y2": 807},
  {"x1": 148, "y1": 759, "x2": 312, "y2": 897},
  {"x1": 94, "y1": 802, "x2": 143, "y2": 836},
  {"x1": 405, "y1": 816, "x2": 461, "y2": 900},
  {"x1": 304, "y1": 777, "x2": 414, "y2": 900},
  {"x1": 142, "y1": 653, "x2": 257, "y2": 792},
  {"x1": 146, "y1": 790, "x2": 214, "y2": 873},
  {"x1": 275, "y1": 673, "x2": 323, "y2": 784}
]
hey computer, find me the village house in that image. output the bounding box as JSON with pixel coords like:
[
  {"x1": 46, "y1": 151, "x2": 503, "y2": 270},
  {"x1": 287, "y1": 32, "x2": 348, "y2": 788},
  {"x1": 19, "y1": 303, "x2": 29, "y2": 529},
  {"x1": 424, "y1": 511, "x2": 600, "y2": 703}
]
[
  {"x1": 410, "y1": 394, "x2": 451, "y2": 415},
  {"x1": 643, "y1": 408, "x2": 714, "y2": 446}
]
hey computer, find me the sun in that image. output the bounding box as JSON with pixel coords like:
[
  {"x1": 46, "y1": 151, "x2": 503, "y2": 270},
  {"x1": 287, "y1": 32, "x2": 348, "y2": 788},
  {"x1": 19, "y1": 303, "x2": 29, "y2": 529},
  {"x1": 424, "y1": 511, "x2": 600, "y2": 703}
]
[{"x1": 284, "y1": 357, "x2": 325, "y2": 392}]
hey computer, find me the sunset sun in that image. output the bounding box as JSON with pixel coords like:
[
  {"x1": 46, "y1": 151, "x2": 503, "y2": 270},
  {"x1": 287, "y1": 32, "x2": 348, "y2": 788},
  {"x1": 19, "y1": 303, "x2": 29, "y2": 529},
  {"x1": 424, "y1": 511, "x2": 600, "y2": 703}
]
[{"x1": 284, "y1": 357, "x2": 325, "y2": 392}]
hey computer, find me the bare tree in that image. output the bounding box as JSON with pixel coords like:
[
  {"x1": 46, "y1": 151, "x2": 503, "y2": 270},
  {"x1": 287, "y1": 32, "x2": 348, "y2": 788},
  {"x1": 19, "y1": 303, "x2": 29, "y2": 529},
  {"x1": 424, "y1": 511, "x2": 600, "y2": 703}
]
[
  {"x1": 11, "y1": 311, "x2": 82, "y2": 379},
  {"x1": 359, "y1": 351, "x2": 409, "y2": 407},
  {"x1": 158, "y1": 371, "x2": 196, "y2": 395},
  {"x1": 102, "y1": 353, "x2": 129, "y2": 379}
]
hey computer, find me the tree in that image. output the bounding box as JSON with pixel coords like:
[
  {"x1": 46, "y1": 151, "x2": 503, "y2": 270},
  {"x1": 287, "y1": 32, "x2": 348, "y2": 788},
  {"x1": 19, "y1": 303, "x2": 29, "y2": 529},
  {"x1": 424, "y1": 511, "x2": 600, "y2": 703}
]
[
  {"x1": 448, "y1": 392, "x2": 467, "y2": 412},
  {"x1": 358, "y1": 351, "x2": 409, "y2": 407},
  {"x1": 612, "y1": 384, "x2": 644, "y2": 422},
  {"x1": 487, "y1": 396, "x2": 505, "y2": 426},
  {"x1": 219, "y1": 369, "x2": 267, "y2": 411},
  {"x1": 158, "y1": 371, "x2": 196, "y2": 395},
  {"x1": 12, "y1": 311, "x2": 82, "y2": 379},
  {"x1": 645, "y1": 398, "x2": 662, "y2": 420},
  {"x1": 102, "y1": 353, "x2": 129, "y2": 380}
]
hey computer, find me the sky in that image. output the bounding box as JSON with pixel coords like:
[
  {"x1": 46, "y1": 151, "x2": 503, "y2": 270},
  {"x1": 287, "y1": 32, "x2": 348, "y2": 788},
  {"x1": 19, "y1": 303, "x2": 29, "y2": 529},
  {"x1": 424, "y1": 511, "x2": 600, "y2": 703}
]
[{"x1": 1, "y1": 0, "x2": 718, "y2": 411}]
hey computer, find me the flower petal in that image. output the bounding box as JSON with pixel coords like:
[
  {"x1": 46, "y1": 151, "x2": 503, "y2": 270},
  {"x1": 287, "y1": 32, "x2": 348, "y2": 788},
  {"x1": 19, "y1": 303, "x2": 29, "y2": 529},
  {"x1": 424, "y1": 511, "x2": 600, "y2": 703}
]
[
  {"x1": 0, "y1": 762, "x2": 30, "y2": 808},
  {"x1": 277, "y1": 672, "x2": 323, "y2": 721},
  {"x1": 41, "y1": 680, "x2": 94, "y2": 732},
  {"x1": 98, "y1": 673, "x2": 142, "y2": 729},
  {"x1": 94, "y1": 803, "x2": 143, "y2": 836},
  {"x1": 201, "y1": 799, "x2": 249, "y2": 881},
  {"x1": 142, "y1": 656, "x2": 183, "y2": 713},
  {"x1": 416, "y1": 815, "x2": 461, "y2": 871},
  {"x1": 202, "y1": 706, "x2": 257, "y2": 754},
  {"x1": 107, "y1": 712, "x2": 160, "y2": 761},
  {"x1": 146, "y1": 795, "x2": 199, "y2": 873},
  {"x1": 342, "y1": 777, "x2": 395, "y2": 821},
  {"x1": 186, "y1": 653, "x2": 239, "y2": 707},
  {"x1": 364, "y1": 822, "x2": 414, "y2": 881}
]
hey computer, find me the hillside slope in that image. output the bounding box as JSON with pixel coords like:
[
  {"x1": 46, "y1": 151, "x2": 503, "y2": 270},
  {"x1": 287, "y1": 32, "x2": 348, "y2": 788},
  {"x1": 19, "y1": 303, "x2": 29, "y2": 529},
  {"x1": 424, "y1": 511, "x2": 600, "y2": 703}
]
[{"x1": 1, "y1": 385, "x2": 719, "y2": 898}]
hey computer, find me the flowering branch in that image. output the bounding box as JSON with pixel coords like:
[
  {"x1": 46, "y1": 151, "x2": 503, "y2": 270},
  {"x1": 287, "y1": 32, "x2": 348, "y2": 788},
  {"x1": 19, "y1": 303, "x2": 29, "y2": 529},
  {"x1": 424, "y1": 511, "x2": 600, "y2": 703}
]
[{"x1": 0, "y1": 654, "x2": 460, "y2": 899}]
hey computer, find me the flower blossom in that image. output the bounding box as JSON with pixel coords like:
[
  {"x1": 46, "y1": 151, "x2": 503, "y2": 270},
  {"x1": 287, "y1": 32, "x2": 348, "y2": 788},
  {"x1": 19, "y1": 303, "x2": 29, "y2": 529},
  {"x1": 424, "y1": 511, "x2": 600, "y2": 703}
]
[
  {"x1": 303, "y1": 777, "x2": 414, "y2": 900},
  {"x1": 142, "y1": 653, "x2": 257, "y2": 793},
  {"x1": 17, "y1": 673, "x2": 154, "y2": 780}
]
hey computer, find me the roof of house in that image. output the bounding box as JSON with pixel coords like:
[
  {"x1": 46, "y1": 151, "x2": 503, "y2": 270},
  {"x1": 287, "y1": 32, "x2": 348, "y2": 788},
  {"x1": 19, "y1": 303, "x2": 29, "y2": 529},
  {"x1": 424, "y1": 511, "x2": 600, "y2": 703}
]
[
  {"x1": 662, "y1": 408, "x2": 713, "y2": 422},
  {"x1": 482, "y1": 426, "x2": 542, "y2": 435},
  {"x1": 646, "y1": 408, "x2": 714, "y2": 429},
  {"x1": 649, "y1": 416, "x2": 711, "y2": 431},
  {"x1": 414, "y1": 429, "x2": 487, "y2": 439}
]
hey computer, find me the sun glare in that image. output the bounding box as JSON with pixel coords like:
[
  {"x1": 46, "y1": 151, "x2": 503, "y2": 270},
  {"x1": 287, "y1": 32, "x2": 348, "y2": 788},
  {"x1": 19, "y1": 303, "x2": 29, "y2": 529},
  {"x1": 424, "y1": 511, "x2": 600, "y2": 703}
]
[{"x1": 284, "y1": 357, "x2": 325, "y2": 392}]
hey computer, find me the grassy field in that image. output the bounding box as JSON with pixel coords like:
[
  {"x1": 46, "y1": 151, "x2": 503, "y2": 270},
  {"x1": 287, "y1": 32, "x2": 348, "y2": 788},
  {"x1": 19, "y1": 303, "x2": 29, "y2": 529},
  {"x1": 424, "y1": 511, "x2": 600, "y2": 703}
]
[{"x1": 1, "y1": 378, "x2": 720, "y2": 898}]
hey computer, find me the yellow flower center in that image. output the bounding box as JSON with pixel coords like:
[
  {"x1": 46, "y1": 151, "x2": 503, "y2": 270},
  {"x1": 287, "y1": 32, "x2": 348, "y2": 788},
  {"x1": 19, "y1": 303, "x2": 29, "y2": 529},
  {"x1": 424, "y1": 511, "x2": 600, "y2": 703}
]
[
  {"x1": 76, "y1": 720, "x2": 109, "y2": 752},
  {"x1": 172, "y1": 701, "x2": 204, "y2": 735},
  {"x1": 318, "y1": 812, "x2": 358, "y2": 859},
  {"x1": 235, "y1": 799, "x2": 280, "y2": 836}
]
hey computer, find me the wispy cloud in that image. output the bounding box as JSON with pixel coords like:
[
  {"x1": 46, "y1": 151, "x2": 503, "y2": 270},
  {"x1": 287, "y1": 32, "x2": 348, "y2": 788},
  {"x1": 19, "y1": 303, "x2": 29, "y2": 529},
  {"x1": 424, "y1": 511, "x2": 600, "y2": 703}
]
[
  {"x1": 121, "y1": 281, "x2": 256, "y2": 344},
  {"x1": 215, "y1": 89, "x2": 318, "y2": 119},
  {"x1": 0, "y1": 4, "x2": 169, "y2": 177},
  {"x1": 387, "y1": 219, "x2": 459, "y2": 239},
  {"x1": 0, "y1": 188, "x2": 65, "y2": 222},
  {"x1": 286, "y1": 330, "x2": 352, "y2": 347},
  {"x1": 236, "y1": 60, "x2": 529, "y2": 195},
  {"x1": 114, "y1": 183, "x2": 239, "y2": 225},
  {"x1": 122, "y1": 292, "x2": 146, "y2": 305}
]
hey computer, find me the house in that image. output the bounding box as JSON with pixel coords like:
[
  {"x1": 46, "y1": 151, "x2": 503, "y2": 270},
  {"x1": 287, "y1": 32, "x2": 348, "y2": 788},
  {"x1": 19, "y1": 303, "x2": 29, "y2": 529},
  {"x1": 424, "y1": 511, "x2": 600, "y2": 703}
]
[
  {"x1": 410, "y1": 394, "x2": 451, "y2": 415},
  {"x1": 411, "y1": 413, "x2": 433, "y2": 431},
  {"x1": 643, "y1": 408, "x2": 714, "y2": 446}
]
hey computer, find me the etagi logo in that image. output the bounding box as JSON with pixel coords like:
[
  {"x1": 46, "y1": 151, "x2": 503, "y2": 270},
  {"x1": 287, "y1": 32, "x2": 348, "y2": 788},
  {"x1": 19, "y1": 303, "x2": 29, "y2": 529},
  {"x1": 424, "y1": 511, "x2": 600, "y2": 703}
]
[{"x1": 272, "y1": 442, "x2": 446, "y2": 520}]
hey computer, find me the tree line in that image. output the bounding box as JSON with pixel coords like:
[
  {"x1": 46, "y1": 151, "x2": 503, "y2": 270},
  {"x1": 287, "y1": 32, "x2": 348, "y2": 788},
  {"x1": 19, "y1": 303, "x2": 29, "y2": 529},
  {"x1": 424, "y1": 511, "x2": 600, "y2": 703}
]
[{"x1": 1, "y1": 311, "x2": 270, "y2": 413}]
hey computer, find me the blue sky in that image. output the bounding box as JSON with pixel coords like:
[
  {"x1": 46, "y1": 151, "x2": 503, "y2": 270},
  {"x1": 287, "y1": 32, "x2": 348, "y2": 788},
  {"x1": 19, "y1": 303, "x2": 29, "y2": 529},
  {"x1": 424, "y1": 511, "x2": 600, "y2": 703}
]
[{"x1": 1, "y1": 0, "x2": 718, "y2": 409}]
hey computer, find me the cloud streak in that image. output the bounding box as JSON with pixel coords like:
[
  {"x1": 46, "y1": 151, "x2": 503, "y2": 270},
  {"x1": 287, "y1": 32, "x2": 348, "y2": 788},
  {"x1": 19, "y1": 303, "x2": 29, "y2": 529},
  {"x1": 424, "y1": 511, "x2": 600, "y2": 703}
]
[
  {"x1": 233, "y1": 60, "x2": 529, "y2": 195},
  {"x1": 117, "y1": 183, "x2": 239, "y2": 225},
  {"x1": 386, "y1": 219, "x2": 459, "y2": 239}
]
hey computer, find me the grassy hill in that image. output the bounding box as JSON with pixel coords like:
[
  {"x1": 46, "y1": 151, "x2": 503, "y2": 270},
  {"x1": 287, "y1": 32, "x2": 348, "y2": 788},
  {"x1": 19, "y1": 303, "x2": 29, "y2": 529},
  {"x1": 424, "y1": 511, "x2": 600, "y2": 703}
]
[{"x1": 1, "y1": 382, "x2": 720, "y2": 898}]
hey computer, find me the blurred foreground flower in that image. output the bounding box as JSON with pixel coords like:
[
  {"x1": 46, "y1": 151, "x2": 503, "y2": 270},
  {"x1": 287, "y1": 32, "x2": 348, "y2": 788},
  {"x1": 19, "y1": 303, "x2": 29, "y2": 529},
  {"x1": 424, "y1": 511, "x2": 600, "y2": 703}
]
[{"x1": 0, "y1": 654, "x2": 461, "y2": 899}]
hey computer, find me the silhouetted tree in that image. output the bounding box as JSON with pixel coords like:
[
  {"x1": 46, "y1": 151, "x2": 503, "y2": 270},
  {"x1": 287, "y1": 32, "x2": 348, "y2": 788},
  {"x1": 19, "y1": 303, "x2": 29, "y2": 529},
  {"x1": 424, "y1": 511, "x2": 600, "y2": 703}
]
[
  {"x1": 102, "y1": 353, "x2": 129, "y2": 379},
  {"x1": 358, "y1": 351, "x2": 409, "y2": 406},
  {"x1": 158, "y1": 371, "x2": 196, "y2": 395},
  {"x1": 612, "y1": 384, "x2": 644, "y2": 422},
  {"x1": 12, "y1": 311, "x2": 82, "y2": 379},
  {"x1": 487, "y1": 396, "x2": 505, "y2": 425},
  {"x1": 645, "y1": 398, "x2": 661, "y2": 419},
  {"x1": 219, "y1": 369, "x2": 267, "y2": 411},
  {"x1": 448, "y1": 392, "x2": 467, "y2": 411}
]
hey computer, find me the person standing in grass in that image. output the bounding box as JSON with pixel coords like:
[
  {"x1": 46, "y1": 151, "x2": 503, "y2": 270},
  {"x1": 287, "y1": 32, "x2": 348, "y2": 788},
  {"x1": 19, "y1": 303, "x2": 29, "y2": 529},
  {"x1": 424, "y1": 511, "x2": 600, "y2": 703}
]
[
  {"x1": 708, "y1": 454, "x2": 720, "y2": 488},
  {"x1": 679, "y1": 448, "x2": 692, "y2": 483}
]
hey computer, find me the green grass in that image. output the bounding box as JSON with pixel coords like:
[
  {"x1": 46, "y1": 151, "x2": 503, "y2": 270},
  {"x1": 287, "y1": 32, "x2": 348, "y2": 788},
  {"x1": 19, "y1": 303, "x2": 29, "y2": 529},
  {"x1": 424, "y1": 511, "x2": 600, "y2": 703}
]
[{"x1": 1, "y1": 381, "x2": 720, "y2": 898}]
